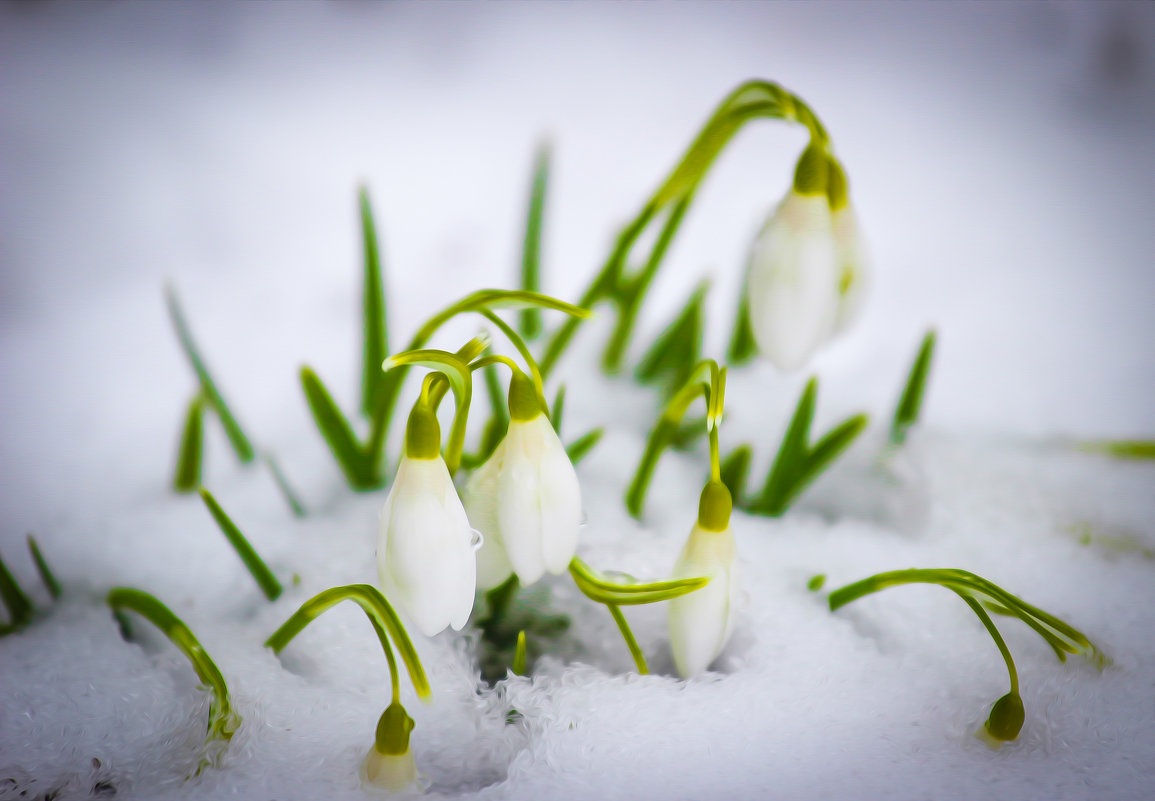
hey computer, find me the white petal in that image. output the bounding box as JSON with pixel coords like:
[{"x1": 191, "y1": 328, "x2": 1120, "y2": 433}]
[
  {"x1": 747, "y1": 192, "x2": 839, "y2": 371},
  {"x1": 378, "y1": 456, "x2": 476, "y2": 636},
  {"x1": 496, "y1": 419, "x2": 547, "y2": 584},
  {"x1": 361, "y1": 748, "x2": 417, "y2": 794},
  {"x1": 667, "y1": 523, "x2": 737, "y2": 678},
  {"x1": 533, "y1": 419, "x2": 582, "y2": 574},
  {"x1": 462, "y1": 442, "x2": 514, "y2": 591}
]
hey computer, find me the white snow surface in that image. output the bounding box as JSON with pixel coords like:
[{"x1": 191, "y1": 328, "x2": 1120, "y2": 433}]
[{"x1": 2, "y1": 3, "x2": 1154, "y2": 800}]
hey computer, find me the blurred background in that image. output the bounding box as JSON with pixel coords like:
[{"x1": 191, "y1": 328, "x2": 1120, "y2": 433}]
[{"x1": 1, "y1": 1, "x2": 1153, "y2": 530}]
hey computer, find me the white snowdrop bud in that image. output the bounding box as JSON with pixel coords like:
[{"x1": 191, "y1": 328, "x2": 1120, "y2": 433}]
[
  {"x1": 377, "y1": 402, "x2": 477, "y2": 637},
  {"x1": 463, "y1": 370, "x2": 582, "y2": 588},
  {"x1": 362, "y1": 702, "x2": 419, "y2": 794},
  {"x1": 667, "y1": 482, "x2": 739, "y2": 677}
]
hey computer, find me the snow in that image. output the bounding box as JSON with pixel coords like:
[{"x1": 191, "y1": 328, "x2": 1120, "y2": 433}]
[{"x1": 2, "y1": 2, "x2": 1154, "y2": 800}]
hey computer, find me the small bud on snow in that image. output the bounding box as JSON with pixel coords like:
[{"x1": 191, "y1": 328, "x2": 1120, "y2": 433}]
[{"x1": 667, "y1": 502, "x2": 739, "y2": 678}]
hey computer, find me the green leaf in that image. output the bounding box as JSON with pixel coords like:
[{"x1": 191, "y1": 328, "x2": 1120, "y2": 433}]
[
  {"x1": 266, "y1": 584, "x2": 430, "y2": 700},
  {"x1": 726, "y1": 283, "x2": 758, "y2": 365},
  {"x1": 635, "y1": 280, "x2": 709, "y2": 398},
  {"x1": 27, "y1": 535, "x2": 62, "y2": 600},
  {"x1": 1075, "y1": 439, "x2": 1155, "y2": 461},
  {"x1": 752, "y1": 378, "x2": 817, "y2": 515},
  {"x1": 0, "y1": 551, "x2": 34, "y2": 631},
  {"x1": 299, "y1": 366, "x2": 379, "y2": 489},
  {"x1": 359, "y1": 187, "x2": 390, "y2": 418},
  {"x1": 263, "y1": 453, "x2": 307, "y2": 518},
  {"x1": 198, "y1": 488, "x2": 284, "y2": 601},
  {"x1": 565, "y1": 427, "x2": 603, "y2": 465},
  {"x1": 519, "y1": 144, "x2": 550, "y2": 340},
  {"x1": 164, "y1": 285, "x2": 255, "y2": 463},
  {"x1": 789, "y1": 413, "x2": 869, "y2": 502},
  {"x1": 106, "y1": 587, "x2": 240, "y2": 750},
  {"x1": 891, "y1": 329, "x2": 936, "y2": 446},
  {"x1": 173, "y1": 393, "x2": 205, "y2": 493},
  {"x1": 550, "y1": 383, "x2": 566, "y2": 434},
  {"x1": 719, "y1": 444, "x2": 753, "y2": 504}
]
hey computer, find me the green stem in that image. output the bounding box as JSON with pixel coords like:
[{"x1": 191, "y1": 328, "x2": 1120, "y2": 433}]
[
  {"x1": 265, "y1": 584, "x2": 430, "y2": 700},
  {"x1": 607, "y1": 604, "x2": 648, "y2": 674},
  {"x1": 955, "y1": 591, "x2": 1018, "y2": 694}
]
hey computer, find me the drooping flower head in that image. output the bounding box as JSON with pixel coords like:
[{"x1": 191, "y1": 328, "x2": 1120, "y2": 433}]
[
  {"x1": 362, "y1": 701, "x2": 420, "y2": 794},
  {"x1": 378, "y1": 397, "x2": 477, "y2": 637},
  {"x1": 667, "y1": 480, "x2": 739, "y2": 677},
  {"x1": 463, "y1": 368, "x2": 582, "y2": 589}
]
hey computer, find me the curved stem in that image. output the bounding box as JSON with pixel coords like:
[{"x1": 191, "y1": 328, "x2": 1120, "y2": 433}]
[
  {"x1": 607, "y1": 604, "x2": 648, "y2": 675},
  {"x1": 956, "y1": 591, "x2": 1018, "y2": 694},
  {"x1": 265, "y1": 584, "x2": 430, "y2": 700}
]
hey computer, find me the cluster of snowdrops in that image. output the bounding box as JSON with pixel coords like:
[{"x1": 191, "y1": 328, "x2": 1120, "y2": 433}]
[{"x1": 6, "y1": 79, "x2": 1096, "y2": 795}]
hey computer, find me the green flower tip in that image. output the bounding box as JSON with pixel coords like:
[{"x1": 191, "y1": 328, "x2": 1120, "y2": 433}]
[
  {"x1": 983, "y1": 691, "x2": 1025, "y2": 744},
  {"x1": 374, "y1": 701, "x2": 415, "y2": 756},
  {"x1": 792, "y1": 143, "x2": 829, "y2": 196},
  {"x1": 507, "y1": 369, "x2": 542, "y2": 422},
  {"x1": 405, "y1": 402, "x2": 441, "y2": 459},
  {"x1": 825, "y1": 155, "x2": 848, "y2": 211},
  {"x1": 697, "y1": 481, "x2": 732, "y2": 532}
]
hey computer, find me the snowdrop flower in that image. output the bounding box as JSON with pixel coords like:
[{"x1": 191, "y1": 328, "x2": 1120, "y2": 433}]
[
  {"x1": 378, "y1": 400, "x2": 476, "y2": 637},
  {"x1": 746, "y1": 144, "x2": 840, "y2": 371},
  {"x1": 361, "y1": 702, "x2": 420, "y2": 794},
  {"x1": 667, "y1": 481, "x2": 739, "y2": 677},
  {"x1": 463, "y1": 369, "x2": 582, "y2": 588}
]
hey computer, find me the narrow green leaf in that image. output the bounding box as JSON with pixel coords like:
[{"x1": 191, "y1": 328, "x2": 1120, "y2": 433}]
[
  {"x1": 263, "y1": 453, "x2": 307, "y2": 518},
  {"x1": 752, "y1": 378, "x2": 817, "y2": 515},
  {"x1": 719, "y1": 444, "x2": 753, "y2": 504},
  {"x1": 0, "y1": 552, "x2": 34, "y2": 630},
  {"x1": 512, "y1": 630, "x2": 528, "y2": 676},
  {"x1": 566, "y1": 427, "x2": 603, "y2": 465},
  {"x1": 173, "y1": 393, "x2": 205, "y2": 493},
  {"x1": 635, "y1": 280, "x2": 709, "y2": 398},
  {"x1": 27, "y1": 535, "x2": 62, "y2": 600},
  {"x1": 359, "y1": 187, "x2": 389, "y2": 418},
  {"x1": 891, "y1": 330, "x2": 936, "y2": 446},
  {"x1": 265, "y1": 584, "x2": 430, "y2": 700},
  {"x1": 726, "y1": 283, "x2": 758, "y2": 365},
  {"x1": 106, "y1": 587, "x2": 240, "y2": 748},
  {"x1": 164, "y1": 285, "x2": 255, "y2": 463},
  {"x1": 550, "y1": 383, "x2": 566, "y2": 434},
  {"x1": 519, "y1": 144, "x2": 549, "y2": 340},
  {"x1": 784, "y1": 413, "x2": 869, "y2": 507},
  {"x1": 198, "y1": 488, "x2": 283, "y2": 601},
  {"x1": 300, "y1": 366, "x2": 379, "y2": 489}
]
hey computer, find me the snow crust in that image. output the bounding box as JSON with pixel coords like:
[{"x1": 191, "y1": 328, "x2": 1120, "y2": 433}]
[{"x1": 2, "y1": 3, "x2": 1154, "y2": 800}]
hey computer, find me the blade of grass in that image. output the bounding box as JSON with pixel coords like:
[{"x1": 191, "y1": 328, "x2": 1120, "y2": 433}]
[
  {"x1": 566, "y1": 427, "x2": 603, "y2": 465},
  {"x1": 719, "y1": 444, "x2": 753, "y2": 504},
  {"x1": 607, "y1": 604, "x2": 649, "y2": 674},
  {"x1": 519, "y1": 144, "x2": 549, "y2": 340},
  {"x1": 359, "y1": 187, "x2": 389, "y2": 418},
  {"x1": 0, "y1": 552, "x2": 34, "y2": 630},
  {"x1": 164, "y1": 285, "x2": 255, "y2": 463},
  {"x1": 890, "y1": 329, "x2": 936, "y2": 446},
  {"x1": 300, "y1": 366, "x2": 379, "y2": 488},
  {"x1": 198, "y1": 488, "x2": 283, "y2": 601},
  {"x1": 173, "y1": 393, "x2": 205, "y2": 493},
  {"x1": 263, "y1": 453, "x2": 307, "y2": 518},
  {"x1": 752, "y1": 378, "x2": 817, "y2": 515},
  {"x1": 26, "y1": 535, "x2": 61, "y2": 600},
  {"x1": 512, "y1": 630, "x2": 528, "y2": 676},
  {"x1": 635, "y1": 280, "x2": 708, "y2": 398}
]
